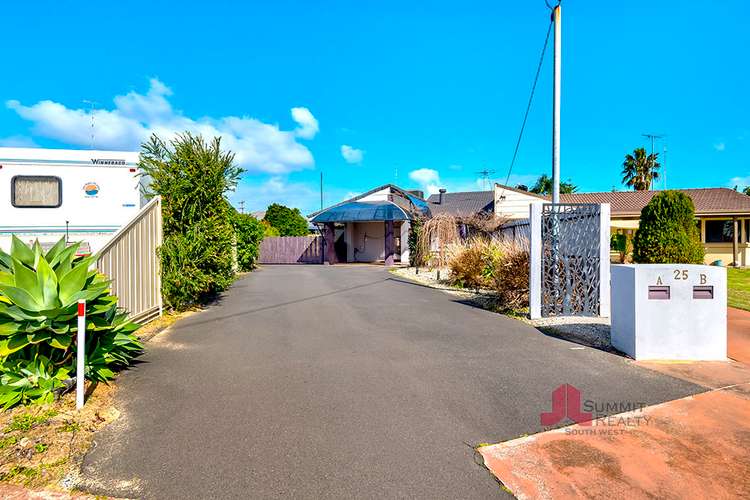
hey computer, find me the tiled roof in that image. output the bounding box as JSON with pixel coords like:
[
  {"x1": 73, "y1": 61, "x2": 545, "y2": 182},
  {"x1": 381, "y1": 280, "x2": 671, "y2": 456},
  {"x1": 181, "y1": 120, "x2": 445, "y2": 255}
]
[
  {"x1": 559, "y1": 188, "x2": 750, "y2": 216},
  {"x1": 426, "y1": 191, "x2": 495, "y2": 217}
]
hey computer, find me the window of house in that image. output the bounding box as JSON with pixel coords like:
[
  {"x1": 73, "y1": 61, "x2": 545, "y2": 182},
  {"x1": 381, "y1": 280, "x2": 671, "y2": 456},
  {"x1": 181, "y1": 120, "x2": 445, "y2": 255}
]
[
  {"x1": 11, "y1": 176, "x2": 62, "y2": 208},
  {"x1": 745, "y1": 219, "x2": 750, "y2": 243},
  {"x1": 704, "y1": 219, "x2": 734, "y2": 243}
]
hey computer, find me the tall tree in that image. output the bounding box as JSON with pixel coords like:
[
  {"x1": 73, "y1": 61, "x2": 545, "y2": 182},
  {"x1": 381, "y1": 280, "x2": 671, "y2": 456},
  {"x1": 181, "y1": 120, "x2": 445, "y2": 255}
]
[
  {"x1": 744, "y1": 186, "x2": 750, "y2": 196},
  {"x1": 622, "y1": 147, "x2": 660, "y2": 190},
  {"x1": 529, "y1": 174, "x2": 578, "y2": 195},
  {"x1": 263, "y1": 203, "x2": 309, "y2": 236},
  {"x1": 139, "y1": 133, "x2": 243, "y2": 309}
]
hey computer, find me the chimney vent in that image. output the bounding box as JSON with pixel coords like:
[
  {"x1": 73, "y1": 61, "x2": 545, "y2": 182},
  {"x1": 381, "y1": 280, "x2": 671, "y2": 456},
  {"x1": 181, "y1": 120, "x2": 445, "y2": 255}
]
[{"x1": 438, "y1": 188, "x2": 447, "y2": 204}]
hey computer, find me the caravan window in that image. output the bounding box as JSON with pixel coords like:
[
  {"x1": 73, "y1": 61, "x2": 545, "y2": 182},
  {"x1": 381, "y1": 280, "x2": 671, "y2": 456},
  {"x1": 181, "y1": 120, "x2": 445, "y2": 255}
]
[{"x1": 12, "y1": 176, "x2": 62, "y2": 208}]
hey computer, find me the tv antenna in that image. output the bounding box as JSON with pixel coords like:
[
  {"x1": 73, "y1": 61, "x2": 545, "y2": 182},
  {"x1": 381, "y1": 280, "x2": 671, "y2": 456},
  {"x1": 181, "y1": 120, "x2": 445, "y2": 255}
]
[
  {"x1": 642, "y1": 133, "x2": 666, "y2": 189},
  {"x1": 83, "y1": 100, "x2": 99, "y2": 149},
  {"x1": 476, "y1": 168, "x2": 496, "y2": 191}
]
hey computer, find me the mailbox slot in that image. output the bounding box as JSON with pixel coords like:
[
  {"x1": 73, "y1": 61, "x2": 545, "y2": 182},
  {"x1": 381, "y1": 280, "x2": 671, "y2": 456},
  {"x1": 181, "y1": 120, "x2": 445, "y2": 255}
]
[
  {"x1": 693, "y1": 286, "x2": 714, "y2": 299},
  {"x1": 648, "y1": 286, "x2": 670, "y2": 300}
]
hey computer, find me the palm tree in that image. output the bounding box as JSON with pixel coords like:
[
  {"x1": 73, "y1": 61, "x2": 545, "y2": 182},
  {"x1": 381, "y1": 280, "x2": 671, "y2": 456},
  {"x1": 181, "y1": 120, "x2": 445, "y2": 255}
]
[
  {"x1": 529, "y1": 174, "x2": 578, "y2": 195},
  {"x1": 622, "y1": 148, "x2": 660, "y2": 190}
]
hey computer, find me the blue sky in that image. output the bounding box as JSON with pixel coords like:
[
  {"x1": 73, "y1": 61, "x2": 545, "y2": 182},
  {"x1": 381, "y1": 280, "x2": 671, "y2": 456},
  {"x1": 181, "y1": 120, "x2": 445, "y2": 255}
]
[{"x1": 1, "y1": 0, "x2": 747, "y2": 213}]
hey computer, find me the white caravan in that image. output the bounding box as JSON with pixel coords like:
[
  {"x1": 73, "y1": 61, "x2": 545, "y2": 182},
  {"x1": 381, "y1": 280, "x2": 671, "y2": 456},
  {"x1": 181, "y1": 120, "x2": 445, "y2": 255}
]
[{"x1": 0, "y1": 147, "x2": 143, "y2": 254}]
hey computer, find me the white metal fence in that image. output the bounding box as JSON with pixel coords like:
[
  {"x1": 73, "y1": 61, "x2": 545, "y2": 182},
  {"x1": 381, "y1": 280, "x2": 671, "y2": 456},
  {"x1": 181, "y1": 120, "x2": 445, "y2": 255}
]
[{"x1": 96, "y1": 196, "x2": 163, "y2": 323}]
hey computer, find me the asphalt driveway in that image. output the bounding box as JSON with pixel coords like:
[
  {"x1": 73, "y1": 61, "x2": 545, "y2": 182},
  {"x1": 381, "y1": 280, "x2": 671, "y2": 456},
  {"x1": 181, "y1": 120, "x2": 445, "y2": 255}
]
[{"x1": 80, "y1": 265, "x2": 702, "y2": 499}]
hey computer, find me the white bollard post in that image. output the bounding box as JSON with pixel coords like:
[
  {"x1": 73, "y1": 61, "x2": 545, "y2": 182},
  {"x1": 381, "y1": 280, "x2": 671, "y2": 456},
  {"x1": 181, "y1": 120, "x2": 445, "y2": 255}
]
[{"x1": 76, "y1": 299, "x2": 86, "y2": 410}]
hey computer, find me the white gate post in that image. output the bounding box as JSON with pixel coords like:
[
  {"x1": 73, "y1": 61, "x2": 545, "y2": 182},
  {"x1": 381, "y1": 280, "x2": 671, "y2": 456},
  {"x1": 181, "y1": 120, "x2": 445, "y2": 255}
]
[
  {"x1": 599, "y1": 203, "x2": 611, "y2": 318},
  {"x1": 529, "y1": 203, "x2": 543, "y2": 319}
]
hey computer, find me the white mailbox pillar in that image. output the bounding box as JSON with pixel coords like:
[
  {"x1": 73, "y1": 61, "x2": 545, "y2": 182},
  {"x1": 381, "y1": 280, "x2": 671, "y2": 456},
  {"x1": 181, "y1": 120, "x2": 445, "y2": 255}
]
[{"x1": 611, "y1": 264, "x2": 727, "y2": 360}]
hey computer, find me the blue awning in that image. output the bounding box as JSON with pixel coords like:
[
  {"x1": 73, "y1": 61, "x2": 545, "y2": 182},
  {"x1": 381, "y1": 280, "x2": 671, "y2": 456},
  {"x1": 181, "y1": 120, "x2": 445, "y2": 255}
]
[{"x1": 310, "y1": 201, "x2": 410, "y2": 223}]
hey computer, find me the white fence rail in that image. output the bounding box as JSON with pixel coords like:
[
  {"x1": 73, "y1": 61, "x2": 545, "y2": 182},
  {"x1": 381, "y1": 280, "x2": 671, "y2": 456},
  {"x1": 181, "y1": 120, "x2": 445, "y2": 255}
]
[{"x1": 96, "y1": 196, "x2": 163, "y2": 323}]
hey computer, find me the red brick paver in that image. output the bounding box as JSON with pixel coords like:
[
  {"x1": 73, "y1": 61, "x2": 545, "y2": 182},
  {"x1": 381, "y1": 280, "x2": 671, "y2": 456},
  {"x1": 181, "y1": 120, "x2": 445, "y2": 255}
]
[
  {"x1": 479, "y1": 385, "x2": 750, "y2": 499},
  {"x1": 728, "y1": 307, "x2": 750, "y2": 364}
]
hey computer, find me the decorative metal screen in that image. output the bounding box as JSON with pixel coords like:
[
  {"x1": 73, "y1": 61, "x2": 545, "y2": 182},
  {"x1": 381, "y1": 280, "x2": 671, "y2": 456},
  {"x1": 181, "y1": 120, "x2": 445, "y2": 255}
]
[{"x1": 541, "y1": 203, "x2": 601, "y2": 316}]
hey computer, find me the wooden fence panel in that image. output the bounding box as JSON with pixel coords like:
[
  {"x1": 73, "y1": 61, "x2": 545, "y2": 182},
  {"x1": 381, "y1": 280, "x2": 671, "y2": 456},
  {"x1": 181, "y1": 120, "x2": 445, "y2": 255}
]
[
  {"x1": 259, "y1": 236, "x2": 323, "y2": 264},
  {"x1": 96, "y1": 197, "x2": 163, "y2": 323}
]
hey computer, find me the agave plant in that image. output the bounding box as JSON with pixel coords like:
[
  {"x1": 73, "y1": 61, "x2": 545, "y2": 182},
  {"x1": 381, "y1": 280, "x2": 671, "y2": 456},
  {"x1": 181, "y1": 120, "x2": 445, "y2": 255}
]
[{"x1": 0, "y1": 236, "x2": 142, "y2": 409}]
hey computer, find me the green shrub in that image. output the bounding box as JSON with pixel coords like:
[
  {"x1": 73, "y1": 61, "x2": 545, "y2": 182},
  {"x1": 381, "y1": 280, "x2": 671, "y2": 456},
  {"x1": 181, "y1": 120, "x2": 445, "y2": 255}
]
[
  {"x1": 233, "y1": 212, "x2": 265, "y2": 271},
  {"x1": 261, "y1": 220, "x2": 280, "y2": 237},
  {"x1": 610, "y1": 233, "x2": 632, "y2": 263},
  {"x1": 446, "y1": 238, "x2": 529, "y2": 311},
  {"x1": 0, "y1": 237, "x2": 142, "y2": 409},
  {"x1": 486, "y1": 240, "x2": 530, "y2": 312},
  {"x1": 447, "y1": 238, "x2": 505, "y2": 290},
  {"x1": 159, "y1": 225, "x2": 236, "y2": 310},
  {"x1": 408, "y1": 218, "x2": 426, "y2": 267},
  {"x1": 263, "y1": 203, "x2": 309, "y2": 236},
  {"x1": 448, "y1": 239, "x2": 490, "y2": 289},
  {"x1": 139, "y1": 133, "x2": 243, "y2": 310},
  {"x1": 632, "y1": 191, "x2": 704, "y2": 264}
]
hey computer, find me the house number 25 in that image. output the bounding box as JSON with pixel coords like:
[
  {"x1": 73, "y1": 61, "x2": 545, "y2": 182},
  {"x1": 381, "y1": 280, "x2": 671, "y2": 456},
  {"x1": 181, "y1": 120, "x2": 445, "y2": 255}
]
[{"x1": 673, "y1": 269, "x2": 689, "y2": 280}]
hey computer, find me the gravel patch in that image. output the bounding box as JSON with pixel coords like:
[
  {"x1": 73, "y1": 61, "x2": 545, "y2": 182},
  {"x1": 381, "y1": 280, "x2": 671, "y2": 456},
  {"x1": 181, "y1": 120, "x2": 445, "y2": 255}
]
[
  {"x1": 531, "y1": 316, "x2": 614, "y2": 351},
  {"x1": 390, "y1": 266, "x2": 500, "y2": 310}
]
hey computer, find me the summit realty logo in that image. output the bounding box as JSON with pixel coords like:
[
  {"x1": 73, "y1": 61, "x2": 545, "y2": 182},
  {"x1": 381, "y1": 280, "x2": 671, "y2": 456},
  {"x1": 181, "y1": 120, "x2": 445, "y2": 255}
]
[{"x1": 540, "y1": 384, "x2": 593, "y2": 426}]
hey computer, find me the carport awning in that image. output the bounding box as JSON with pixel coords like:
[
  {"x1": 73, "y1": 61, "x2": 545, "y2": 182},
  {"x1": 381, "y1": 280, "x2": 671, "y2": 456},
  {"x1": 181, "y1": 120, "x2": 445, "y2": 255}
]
[{"x1": 310, "y1": 201, "x2": 410, "y2": 223}]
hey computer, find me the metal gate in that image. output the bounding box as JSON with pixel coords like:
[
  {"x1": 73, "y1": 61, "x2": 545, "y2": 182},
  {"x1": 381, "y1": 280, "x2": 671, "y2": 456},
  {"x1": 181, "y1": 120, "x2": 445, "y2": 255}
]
[{"x1": 541, "y1": 203, "x2": 601, "y2": 316}]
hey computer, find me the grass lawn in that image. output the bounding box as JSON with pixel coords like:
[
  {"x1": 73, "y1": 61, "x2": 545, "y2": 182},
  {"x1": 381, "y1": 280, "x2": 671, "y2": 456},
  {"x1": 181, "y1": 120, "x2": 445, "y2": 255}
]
[{"x1": 728, "y1": 267, "x2": 750, "y2": 311}]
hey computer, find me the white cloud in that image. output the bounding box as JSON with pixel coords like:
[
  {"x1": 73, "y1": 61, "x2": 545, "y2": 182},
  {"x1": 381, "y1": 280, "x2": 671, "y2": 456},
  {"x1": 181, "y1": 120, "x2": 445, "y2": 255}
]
[
  {"x1": 714, "y1": 142, "x2": 726, "y2": 152},
  {"x1": 231, "y1": 176, "x2": 320, "y2": 215},
  {"x1": 340, "y1": 144, "x2": 364, "y2": 164},
  {"x1": 291, "y1": 107, "x2": 319, "y2": 139},
  {"x1": 231, "y1": 175, "x2": 353, "y2": 215},
  {"x1": 6, "y1": 79, "x2": 318, "y2": 174},
  {"x1": 0, "y1": 135, "x2": 38, "y2": 147},
  {"x1": 408, "y1": 168, "x2": 442, "y2": 195},
  {"x1": 729, "y1": 176, "x2": 750, "y2": 189}
]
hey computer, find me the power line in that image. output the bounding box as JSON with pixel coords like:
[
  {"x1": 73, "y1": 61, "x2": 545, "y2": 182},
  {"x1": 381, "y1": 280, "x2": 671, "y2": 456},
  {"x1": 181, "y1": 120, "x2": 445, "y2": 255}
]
[{"x1": 498, "y1": 17, "x2": 554, "y2": 200}]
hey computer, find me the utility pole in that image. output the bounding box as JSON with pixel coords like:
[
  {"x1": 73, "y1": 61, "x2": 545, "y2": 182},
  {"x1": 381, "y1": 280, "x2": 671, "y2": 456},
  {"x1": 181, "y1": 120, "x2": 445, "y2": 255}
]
[
  {"x1": 642, "y1": 133, "x2": 665, "y2": 189},
  {"x1": 238, "y1": 201, "x2": 245, "y2": 214},
  {"x1": 551, "y1": 2, "x2": 561, "y2": 204},
  {"x1": 320, "y1": 171, "x2": 323, "y2": 210}
]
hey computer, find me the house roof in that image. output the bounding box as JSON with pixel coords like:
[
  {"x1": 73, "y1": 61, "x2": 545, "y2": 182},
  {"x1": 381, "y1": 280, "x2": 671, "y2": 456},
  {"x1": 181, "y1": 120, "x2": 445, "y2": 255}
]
[
  {"x1": 494, "y1": 183, "x2": 548, "y2": 200},
  {"x1": 308, "y1": 184, "x2": 429, "y2": 222},
  {"x1": 559, "y1": 188, "x2": 750, "y2": 216},
  {"x1": 426, "y1": 190, "x2": 495, "y2": 217},
  {"x1": 309, "y1": 200, "x2": 410, "y2": 223}
]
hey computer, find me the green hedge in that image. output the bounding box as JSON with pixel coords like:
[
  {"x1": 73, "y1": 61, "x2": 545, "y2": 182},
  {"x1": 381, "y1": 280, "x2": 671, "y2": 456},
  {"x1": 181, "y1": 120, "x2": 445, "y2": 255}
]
[
  {"x1": 233, "y1": 213, "x2": 265, "y2": 271},
  {"x1": 632, "y1": 190, "x2": 704, "y2": 264},
  {"x1": 139, "y1": 133, "x2": 243, "y2": 310}
]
